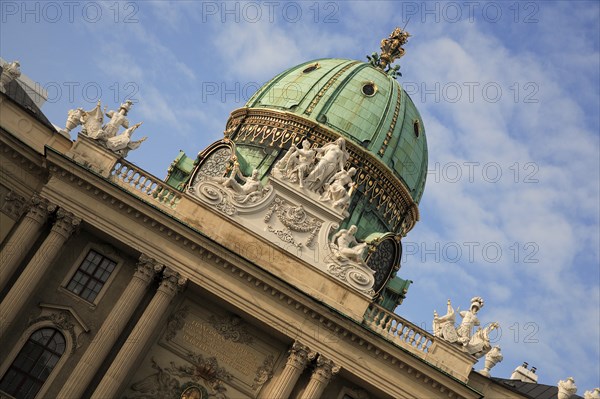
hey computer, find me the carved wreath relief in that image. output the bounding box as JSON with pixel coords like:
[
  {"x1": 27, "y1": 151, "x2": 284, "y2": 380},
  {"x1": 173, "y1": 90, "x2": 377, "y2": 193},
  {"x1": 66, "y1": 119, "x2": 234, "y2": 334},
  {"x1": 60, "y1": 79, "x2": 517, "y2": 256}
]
[{"x1": 264, "y1": 198, "x2": 322, "y2": 248}]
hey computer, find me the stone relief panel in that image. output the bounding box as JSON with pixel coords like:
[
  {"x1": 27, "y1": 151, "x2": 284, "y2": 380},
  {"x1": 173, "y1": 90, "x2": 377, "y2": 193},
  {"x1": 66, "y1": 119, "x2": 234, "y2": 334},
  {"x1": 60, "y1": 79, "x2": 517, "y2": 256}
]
[{"x1": 124, "y1": 298, "x2": 285, "y2": 399}]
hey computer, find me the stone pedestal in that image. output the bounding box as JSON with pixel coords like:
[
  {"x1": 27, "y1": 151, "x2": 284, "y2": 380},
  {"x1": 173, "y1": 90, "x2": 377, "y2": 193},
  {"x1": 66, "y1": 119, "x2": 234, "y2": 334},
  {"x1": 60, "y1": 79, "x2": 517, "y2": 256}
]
[{"x1": 67, "y1": 133, "x2": 120, "y2": 177}]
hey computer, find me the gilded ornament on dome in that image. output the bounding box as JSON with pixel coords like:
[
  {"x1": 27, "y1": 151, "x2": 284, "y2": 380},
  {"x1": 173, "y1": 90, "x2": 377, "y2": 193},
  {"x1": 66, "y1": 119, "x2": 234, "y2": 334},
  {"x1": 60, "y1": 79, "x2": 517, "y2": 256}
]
[{"x1": 367, "y1": 27, "x2": 410, "y2": 77}]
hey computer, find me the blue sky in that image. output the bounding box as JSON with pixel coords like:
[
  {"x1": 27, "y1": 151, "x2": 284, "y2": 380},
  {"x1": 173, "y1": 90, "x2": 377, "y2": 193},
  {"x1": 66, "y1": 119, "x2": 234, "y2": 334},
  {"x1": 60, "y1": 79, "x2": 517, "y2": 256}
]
[{"x1": 2, "y1": 0, "x2": 599, "y2": 392}]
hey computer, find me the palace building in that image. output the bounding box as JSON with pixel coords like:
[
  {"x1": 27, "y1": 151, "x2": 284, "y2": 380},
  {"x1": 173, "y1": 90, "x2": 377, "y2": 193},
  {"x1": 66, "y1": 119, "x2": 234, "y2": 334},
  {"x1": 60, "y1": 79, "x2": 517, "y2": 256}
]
[{"x1": 0, "y1": 31, "x2": 595, "y2": 399}]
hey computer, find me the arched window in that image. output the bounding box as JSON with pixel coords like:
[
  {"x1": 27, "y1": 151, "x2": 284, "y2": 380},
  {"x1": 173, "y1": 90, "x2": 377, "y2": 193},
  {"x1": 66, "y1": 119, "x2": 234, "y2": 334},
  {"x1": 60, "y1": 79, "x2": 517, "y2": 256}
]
[{"x1": 0, "y1": 328, "x2": 65, "y2": 399}]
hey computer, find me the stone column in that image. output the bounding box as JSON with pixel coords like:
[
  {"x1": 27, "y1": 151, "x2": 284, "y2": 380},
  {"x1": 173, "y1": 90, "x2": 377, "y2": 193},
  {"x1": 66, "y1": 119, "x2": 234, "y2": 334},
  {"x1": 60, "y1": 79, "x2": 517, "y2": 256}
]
[
  {"x1": 299, "y1": 355, "x2": 341, "y2": 399},
  {"x1": 259, "y1": 341, "x2": 316, "y2": 399},
  {"x1": 0, "y1": 195, "x2": 56, "y2": 292},
  {"x1": 0, "y1": 209, "x2": 80, "y2": 340},
  {"x1": 90, "y1": 268, "x2": 187, "y2": 399},
  {"x1": 56, "y1": 254, "x2": 161, "y2": 399}
]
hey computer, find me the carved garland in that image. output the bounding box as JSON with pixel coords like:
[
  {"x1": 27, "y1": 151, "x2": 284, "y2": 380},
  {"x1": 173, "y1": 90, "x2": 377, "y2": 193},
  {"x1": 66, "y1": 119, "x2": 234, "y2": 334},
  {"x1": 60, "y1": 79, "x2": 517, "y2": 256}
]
[{"x1": 264, "y1": 198, "x2": 321, "y2": 248}]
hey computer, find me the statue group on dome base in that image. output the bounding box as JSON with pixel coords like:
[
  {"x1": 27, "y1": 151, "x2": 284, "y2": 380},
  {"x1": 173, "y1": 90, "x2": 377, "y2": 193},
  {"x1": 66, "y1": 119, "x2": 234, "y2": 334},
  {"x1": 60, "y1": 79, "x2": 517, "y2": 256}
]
[
  {"x1": 214, "y1": 163, "x2": 268, "y2": 204},
  {"x1": 62, "y1": 100, "x2": 147, "y2": 157},
  {"x1": 433, "y1": 297, "x2": 501, "y2": 359},
  {"x1": 192, "y1": 161, "x2": 272, "y2": 217},
  {"x1": 274, "y1": 137, "x2": 356, "y2": 216},
  {"x1": 330, "y1": 225, "x2": 370, "y2": 267}
]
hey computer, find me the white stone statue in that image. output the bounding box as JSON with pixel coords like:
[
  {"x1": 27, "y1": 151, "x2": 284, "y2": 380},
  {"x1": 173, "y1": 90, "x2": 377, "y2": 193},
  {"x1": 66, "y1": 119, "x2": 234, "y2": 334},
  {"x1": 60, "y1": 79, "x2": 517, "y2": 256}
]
[
  {"x1": 63, "y1": 108, "x2": 85, "y2": 134},
  {"x1": 279, "y1": 139, "x2": 316, "y2": 188},
  {"x1": 0, "y1": 60, "x2": 21, "y2": 93},
  {"x1": 69, "y1": 100, "x2": 146, "y2": 157},
  {"x1": 320, "y1": 167, "x2": 356, "y2": 214},
  {"x1": 80, "y1": 101, "x2": 106, "y2": 138},
  {"x1": 216, "y1": 163, "x2": 264, "y2": 202},
  {"x1": 330, "y1": 225, "x2": 369, "y2": 265},
  {"x1": 305, "y1": 137, "x2": 349, "y2": 193},
  {"x1": 584, "y1": 388, "x2": 600, "y2": 399},
  {"x1": 433, "y1": 299, "x2": 458, "y2": 341},
  {"x1": 105, "y1": 122, "x2": 147, "y2": 156},
  {"x1": 457, "y1": 296, "x2": 484, "y2": 344},
  {"x1": 479, "y1": 346, "x2": 503, "y2": 377},
  {"x1": 558, "y1": 377, "x2": 578, "y2": 399},
  {"x1": 464, "y1": 322, "x2": 498, "y2": 358},
  {"x1": 100, "y1": 100, "x2": 133, "y2": 139},
  {"x1": 432, "y1": 297, "x2": 499, "y2": 358}
]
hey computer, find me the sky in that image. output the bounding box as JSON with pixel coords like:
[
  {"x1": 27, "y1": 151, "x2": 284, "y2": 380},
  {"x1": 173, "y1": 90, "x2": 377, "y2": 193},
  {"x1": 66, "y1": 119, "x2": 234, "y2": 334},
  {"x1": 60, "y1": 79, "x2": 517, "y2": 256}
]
[{"x1": 1, "y1": 0, "x2": 599, "y2": 393}]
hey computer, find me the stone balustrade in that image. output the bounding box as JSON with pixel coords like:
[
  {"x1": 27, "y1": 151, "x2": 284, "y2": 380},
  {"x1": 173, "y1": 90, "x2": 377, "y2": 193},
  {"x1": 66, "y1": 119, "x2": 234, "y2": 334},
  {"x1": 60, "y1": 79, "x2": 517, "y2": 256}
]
[
  {"x1": 363, "y1": 303, "x2": 477, "y2": 382},
  {"x1": 111, "y1": 161, "x2": 182, "y2": 209},
  {"x1": 364, "y1": 303, "x2": 433, "y2": 356}
]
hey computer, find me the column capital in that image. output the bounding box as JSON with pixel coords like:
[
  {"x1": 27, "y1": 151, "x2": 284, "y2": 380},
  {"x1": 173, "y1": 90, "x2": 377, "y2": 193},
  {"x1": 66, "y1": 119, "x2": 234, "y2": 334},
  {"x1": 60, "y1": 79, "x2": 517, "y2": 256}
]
[
  {"x1": 134, "y1": 254, "x2": 163, "y2": 283},
  {"x1": 24, "y1": 194, "x2": 57, "y2": 224},
  {"x1": 158, "y1": 267, "x2": 187, "y2": 297},
  {"x1": 52, "y1": 209, "x2": 82, "y2": 238},
  {"x1": 287, "y1": 341, "x2": 317, "y2": 370},
  {"x1": 312, "y1": 355, "x2": 341, "y2": 383},
  {"x1": 2, "y1": 191, "x2": 28, "y2": 220}
]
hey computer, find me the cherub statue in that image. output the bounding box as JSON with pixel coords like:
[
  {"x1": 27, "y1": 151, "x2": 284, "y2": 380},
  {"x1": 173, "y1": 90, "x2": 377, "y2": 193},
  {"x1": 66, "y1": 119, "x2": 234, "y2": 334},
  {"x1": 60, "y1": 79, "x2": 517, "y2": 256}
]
[
  {"x1": 0, "y1": 60, "x2": 21, "y2": 92},
  {"x1": 305, "y1": 137, "x2": 349, "y2": 193},
  {"x1": 320, "y1": 167, "x2": 356, "y2": 214},
  {"x1": 331, "y1": 225, "x2": 369, "y2": 265},
  {"x1": 105, "y1": 122, "x2": 147, "y2": 156}
]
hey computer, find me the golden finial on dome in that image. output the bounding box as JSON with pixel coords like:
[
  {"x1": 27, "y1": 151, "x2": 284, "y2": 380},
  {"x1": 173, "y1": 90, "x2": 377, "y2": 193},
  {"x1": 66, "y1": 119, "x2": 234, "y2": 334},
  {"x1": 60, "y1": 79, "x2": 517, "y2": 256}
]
[{"x1": 367, "y1": 27, "x2": 411, "y2": 78}]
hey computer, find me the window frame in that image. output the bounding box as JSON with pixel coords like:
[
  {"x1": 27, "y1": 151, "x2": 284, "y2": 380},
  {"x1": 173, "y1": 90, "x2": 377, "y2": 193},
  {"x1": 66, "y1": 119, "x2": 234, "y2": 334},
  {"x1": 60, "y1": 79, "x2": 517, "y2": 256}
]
[
  {"x1": 0, "y1": 322, "x2": 73, "y2": 399},
  {"x1": 59, "y1": 243, "x2": 123, "y2": 307}
]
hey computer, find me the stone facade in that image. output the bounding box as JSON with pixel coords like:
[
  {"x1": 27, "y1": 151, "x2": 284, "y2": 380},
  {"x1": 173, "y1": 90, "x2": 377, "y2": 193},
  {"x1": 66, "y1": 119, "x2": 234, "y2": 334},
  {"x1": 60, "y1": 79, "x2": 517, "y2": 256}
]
[{"x1": 0, "y1": 68, "x2": 565, "y2": 399}]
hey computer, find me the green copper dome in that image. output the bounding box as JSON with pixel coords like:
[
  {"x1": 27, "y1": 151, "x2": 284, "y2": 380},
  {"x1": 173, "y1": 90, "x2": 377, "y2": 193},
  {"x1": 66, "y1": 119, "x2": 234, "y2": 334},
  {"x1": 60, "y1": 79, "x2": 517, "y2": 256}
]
[{"x1": 245, "y1": 58, "x2": 428, "y2": 203}]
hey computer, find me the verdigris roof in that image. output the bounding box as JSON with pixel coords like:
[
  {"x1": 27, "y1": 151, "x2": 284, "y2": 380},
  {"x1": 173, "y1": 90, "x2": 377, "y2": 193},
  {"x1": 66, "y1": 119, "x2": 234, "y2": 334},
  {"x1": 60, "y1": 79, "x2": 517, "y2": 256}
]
[{"x1": 245, "y1": 58, "x2": 428, "y2": 203}]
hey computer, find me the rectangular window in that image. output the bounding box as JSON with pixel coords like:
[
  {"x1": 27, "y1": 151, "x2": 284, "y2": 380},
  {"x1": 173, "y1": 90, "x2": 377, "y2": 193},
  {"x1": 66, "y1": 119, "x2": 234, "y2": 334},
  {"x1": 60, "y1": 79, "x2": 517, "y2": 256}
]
[{"x1": 65, "y1": 250, "x2": 116, "y2": 302}]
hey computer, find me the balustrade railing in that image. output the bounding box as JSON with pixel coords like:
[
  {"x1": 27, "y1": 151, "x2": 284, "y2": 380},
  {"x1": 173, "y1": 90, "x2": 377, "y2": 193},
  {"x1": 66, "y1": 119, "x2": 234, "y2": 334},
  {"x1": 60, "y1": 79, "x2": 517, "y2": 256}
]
[
  {"x1": 111, "y1": 161, "x2": 181, "y2": 209},
  {"x1": 364, "y1": 303, "x2": 433, "y2": 356}
]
